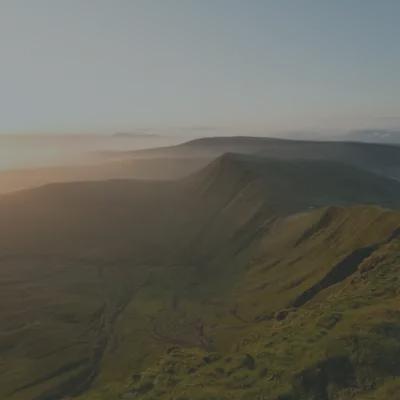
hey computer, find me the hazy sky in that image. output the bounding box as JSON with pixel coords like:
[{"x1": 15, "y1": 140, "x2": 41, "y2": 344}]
[{"x1": 1, "y1": 0, "x2": 400, "y2": 135}]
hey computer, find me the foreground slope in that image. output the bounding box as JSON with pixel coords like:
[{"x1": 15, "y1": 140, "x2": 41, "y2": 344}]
[
  {"x1": 116, "y1": 206, "x2": 400, "y2": 400},
  {"x1": 0, "y1": 155, "x2": 400, "y2": 399}
]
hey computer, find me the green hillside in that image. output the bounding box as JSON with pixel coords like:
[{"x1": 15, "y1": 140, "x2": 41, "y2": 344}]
[
  {"x1": 111, "y1": 208, "x2": 400, "y2": 400},
  {"x1": 0, "y1": 155, "x2": 400, "y2": 400},
  {"x1": 109, "y1": 206, "x2": 400, "y2": 400}
]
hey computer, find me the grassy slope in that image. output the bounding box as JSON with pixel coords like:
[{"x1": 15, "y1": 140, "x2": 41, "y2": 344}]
[
  {"x1": 0, "y1": 155, "x2": 400, "y2": 399},
  {"x1": 98, "y1": 206, "x2": 400, "y2": 400}
]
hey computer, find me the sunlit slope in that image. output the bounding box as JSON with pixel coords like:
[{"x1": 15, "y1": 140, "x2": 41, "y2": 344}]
[
  {"x1": 1, "y1": 154, "x2": 400, "y2": 399},
  {"x1": 103, "y1": 205, "x2": 400, "y2": 400}
]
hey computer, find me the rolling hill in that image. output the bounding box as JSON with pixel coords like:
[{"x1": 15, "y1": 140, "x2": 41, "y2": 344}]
[
  {"x1": 0, "y1": 154, "x2": 400, "y2": 400},
  {"x1": 2, "y1": 136, "x2": 400, "y2": 195},
  {"x1": 113, "y1": 136, "x2": 400, "y2": 180}
]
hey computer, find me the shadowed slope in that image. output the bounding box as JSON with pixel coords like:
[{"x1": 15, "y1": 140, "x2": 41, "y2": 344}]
[{"x1": 1, "y1": 154, "x2": 400, "y2": 258}]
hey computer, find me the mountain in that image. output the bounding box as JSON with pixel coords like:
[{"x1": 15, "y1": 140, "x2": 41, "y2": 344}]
[
  {"x1": 1, "y1": 154, "x2": 400, "y2": 400},
  {"x1": 3, "y1": 136, "x2": 400, "y2": 195},
  {"x1": 111, "y1": 136, "x2": 400, "y2": 181}
]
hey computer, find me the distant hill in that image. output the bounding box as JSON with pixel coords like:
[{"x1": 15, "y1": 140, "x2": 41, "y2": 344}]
[
  {"x1": 344, "y1": 129, "x2": 400, "y2": 144},
  {"x1": 2, "y1": 136, "x2": 400, "y2": 195},
  {"x1": 113, "y1": 136, "x2": 400, "y2": 181},
  {"x1": 1, "y1": 154, "x2": 400, "y2": 399},
  {"x1": 113, "y1": 132, "x2": 160, "y2": 138}
]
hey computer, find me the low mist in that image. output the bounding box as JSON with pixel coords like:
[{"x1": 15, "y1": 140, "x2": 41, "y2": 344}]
[{"x1": 0, "y1": 134, "x2": 184, "y2": 171}]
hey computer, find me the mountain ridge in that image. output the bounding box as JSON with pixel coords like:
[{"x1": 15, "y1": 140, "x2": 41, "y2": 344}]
[
  {"x1": 2, "y1": 136, "x2": 400, "y2": 195},
  {"x1": 107, "y1": 136, "x2": 400, "y2": 181}
]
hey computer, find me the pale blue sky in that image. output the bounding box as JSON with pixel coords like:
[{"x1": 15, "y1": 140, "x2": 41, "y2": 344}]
[{"x1": 1, "y1": 0, "x2": 399, "y2": 135}]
